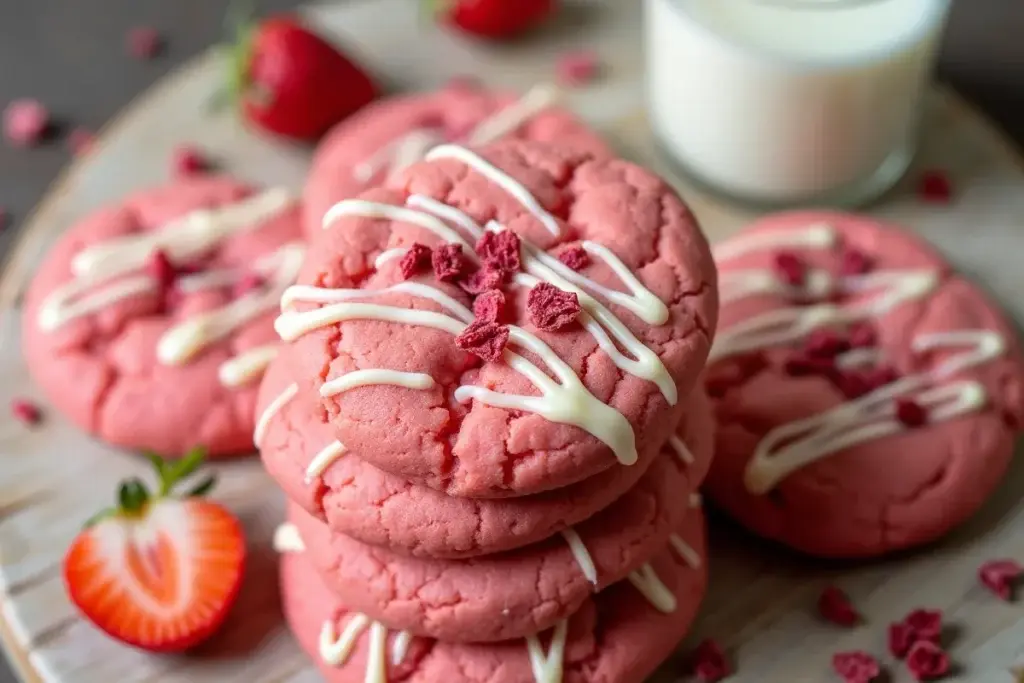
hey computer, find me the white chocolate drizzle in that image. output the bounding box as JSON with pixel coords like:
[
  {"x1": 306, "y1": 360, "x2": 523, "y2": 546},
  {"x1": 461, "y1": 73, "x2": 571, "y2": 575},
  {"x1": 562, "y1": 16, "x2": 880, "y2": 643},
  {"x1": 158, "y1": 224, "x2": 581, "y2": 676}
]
[
  {"x1": 157, "y1": 241, "x2": 306, "y2": 365},
  {"x1": 217, "y1": 344, "x2": 279, "y2": 387},
  {"x1": 306, "y1": 441, "x2": 347, "y2": 483},
  {"x1": 425, "y1": 144, "x2": 562, "y2": 236},
  {"x1": 320, "y1": 614, "x2": 411, "y2": 682},
  {"x1": 272, "y1": 523, "x2": 305, "y2": 553},
  {"x1": 669, "y1": 534, "x2": 702, "y2": 569},
  {"x1": 254, "y1": 383, "x2": 298, "y2": 447},
  {"x1": 468, "y1": 84, "x2": 559, "y2": 146},
  {"x1": 628, "y1": 563, "x2": 677, "y2": 614},
  {"x1": 390, "y1": 630, "x2": 413, "y2": 667},
  {"x1": 668, "y1": 435, "x2": 694, "y2": 465},
  {"x1": 560, "y1": 528, "x2": 597, "y2": 585},
  {"x1": 320, "y1": 614, "x2": 370, "y2": 667},
  {"x1": 712, "y1": 223, "x2": 1008, "y2": 494},
  {"x1": 323, "y1": 200, "x2": 477, "y2": 258},
  {"x1": 321, "y1": 369, "x2": 436, "y2": 398},
  {"x1": 525, "y1": 619, "x2": 569, "y2": 683}
]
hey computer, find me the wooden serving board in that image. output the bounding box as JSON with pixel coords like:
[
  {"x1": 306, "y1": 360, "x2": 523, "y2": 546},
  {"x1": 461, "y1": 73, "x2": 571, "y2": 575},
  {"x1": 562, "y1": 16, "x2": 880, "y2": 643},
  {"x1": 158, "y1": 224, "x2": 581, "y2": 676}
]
[{"x1": 2, "y1": 1, "x2": 1023, "y2": 681}]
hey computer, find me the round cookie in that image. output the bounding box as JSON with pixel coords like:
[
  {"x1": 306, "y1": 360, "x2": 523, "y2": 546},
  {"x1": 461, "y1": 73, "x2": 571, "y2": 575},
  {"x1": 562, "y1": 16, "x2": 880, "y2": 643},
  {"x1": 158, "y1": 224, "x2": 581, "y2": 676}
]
[
  {"x1": 22, "y1": 177, "x2": 303, "y2": 457},
  {"x1": 257, "y1": 353, "x2": 714, "y2": 558},
  {"x1": 289, "y1": 448, "x2": 693, "y2": 642},
  {"x1": 303, "y1": 82, "x2": 610, "y2": 237},
  {"x1": 277, "y1": 139, "x2": 717, "y2": 497},
  {"x1": 279, "y1": 510, "x2": 708, "y2": 683},
  {"x1": 704, "y1": 211, "x2": 1024, "y2": 558}
]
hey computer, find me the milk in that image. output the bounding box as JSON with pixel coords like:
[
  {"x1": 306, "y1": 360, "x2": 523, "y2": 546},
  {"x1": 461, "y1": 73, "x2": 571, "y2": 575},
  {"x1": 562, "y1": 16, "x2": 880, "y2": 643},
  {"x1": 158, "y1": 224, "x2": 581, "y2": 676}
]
[{"x1": 645, "y1": 0, "x2": 951, "y2": 206}]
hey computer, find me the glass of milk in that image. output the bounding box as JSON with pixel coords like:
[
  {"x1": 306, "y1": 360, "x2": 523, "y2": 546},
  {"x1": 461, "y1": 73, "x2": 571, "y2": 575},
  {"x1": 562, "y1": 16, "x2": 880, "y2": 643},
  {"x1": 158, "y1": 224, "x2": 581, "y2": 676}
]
[{"x1": 645, "y1": 0, "x2": 952, "y2": 208}]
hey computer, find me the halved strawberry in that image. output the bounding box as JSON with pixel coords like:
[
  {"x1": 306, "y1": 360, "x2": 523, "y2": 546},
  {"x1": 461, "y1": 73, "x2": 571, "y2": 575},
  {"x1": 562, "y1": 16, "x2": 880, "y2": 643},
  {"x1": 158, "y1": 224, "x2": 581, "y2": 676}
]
[{"x1": 63, "y1": 448, "x2": 246, "y2": 652}]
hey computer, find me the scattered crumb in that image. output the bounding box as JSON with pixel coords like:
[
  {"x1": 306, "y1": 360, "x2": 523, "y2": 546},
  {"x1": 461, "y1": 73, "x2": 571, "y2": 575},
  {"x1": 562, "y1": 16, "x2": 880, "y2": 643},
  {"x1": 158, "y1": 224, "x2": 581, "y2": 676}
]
[
  {"x1": 3, "y1": 99, "x2": 50, "y2": 147},
  {"x1": 127, "y1": 26, "x2": 163, "y2": 60}
]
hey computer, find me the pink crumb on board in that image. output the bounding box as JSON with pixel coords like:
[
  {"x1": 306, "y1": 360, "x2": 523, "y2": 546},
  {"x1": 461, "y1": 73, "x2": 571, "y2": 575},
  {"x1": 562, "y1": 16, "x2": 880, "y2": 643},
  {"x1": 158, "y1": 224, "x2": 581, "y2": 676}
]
[
  {"x1": 556, "y1": 50, "x2": 601, "y2": 86},
  {"x1": 172, "y1": 144, "x2": 211, "y2": 177},
  {"x1": 127, "y1": 26, "x2": 163, "y2": 60},
  {"x1": 3, "y1": 99, "x2": 49, "y2": 147},
  {"x1": 11, "y1": 398, "x2": 43, "y2": 426}
]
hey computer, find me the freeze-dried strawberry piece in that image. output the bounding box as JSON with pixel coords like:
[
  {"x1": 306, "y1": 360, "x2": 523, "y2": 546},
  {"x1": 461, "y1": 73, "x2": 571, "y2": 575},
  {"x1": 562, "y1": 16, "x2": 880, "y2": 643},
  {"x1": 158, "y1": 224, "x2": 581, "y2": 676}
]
[
  {"x1": 774, "y1": 250, "x2": 807, "y2": 287},
  {"x1": 917, "y1": 170, "x2": 952, "y2": 204},
  {"x1": 806, "y1": 328, "x2": 851, "y2": 358},
  {"x1": 3, "y1": 99, "x2": 49, "y2": 147},
  {"x1": 11, "y1": 398, "x2": 42, "y2": 426},
  {"x1": 399, "y1": 243, "x2": 432, "y2": 280},
  {"x1": 460, "y1": 266, "x2": 506, "y2": 295},
  {"x1": 832, "y1": 651, "x2": 881, "y2": 683},
  {"x1": 127, "y1": 26, "x2": 163, "y2": 60},
  {"x1": 840, "y1": 247, "x2": 874, "y2": 276},
  {"x1": 889, "y1": 608, "x2": 943, "y2": 659},
  {"x1": 172, "y1": 144, "x2": 210, "y2": 177},
  {"x1": 979, "y1": 559, "x2": 1023, "y2": 601},
  {"x1": 476, "y1": 230, "x2": 521, "y2": 275},
  {"x1": 146, "y1": 249, "x2": 176, "y2": 289},
  {"x1": 836, "y1": 371, "x2": 873, "y2": 399},
  {"x1": 895, "y1": 398, "x2": 928, "y2": 427},
  {"x1": 558, "y1": 245, "x2": 590, "y2": 271},
  {"x1": 863, "y1": 365, "x2": 899, "y2": 391},
  {"x1": 818, "y1": 585, "x2": 860, "y2": 627},
  {"x1": 432, "y1": 243, "x2": 468, "y2": 283},
  {"x1": 784, "y1": 352, "x2": 835, "y2": 377},
  {"x1": 889, "y1": 621, "x2": 917, "y2": 659},
  {"x1": 689, "y1": 639, "x2": 729, "y2": 683},
  {"x1": 848, "y1": 321, "x2": 878, "y2": 348},
  {"x1": 455, "y1": 319, "x2": 509, "y2": 362},
  {"x1": 473, "y1": 289, "x2": 506, "y2": 323},
  {"x1": 906, "y1": 640, "x2": 950, "y2": 681},
  {"x1": 556, "y1": 50, "x2": 601, "y2": 86},
  {"x1": 528, "y1": 282, "x2": 581, "y2": 331}
]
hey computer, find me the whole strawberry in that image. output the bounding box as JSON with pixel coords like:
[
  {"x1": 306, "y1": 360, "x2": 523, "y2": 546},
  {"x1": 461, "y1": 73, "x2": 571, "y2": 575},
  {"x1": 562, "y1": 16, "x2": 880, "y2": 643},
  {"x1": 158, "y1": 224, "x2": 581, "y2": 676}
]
[
  {"x1": 63, "y1": 448, "x2": 246, "y2": 652},
  {"x1": 434, "y1": 0, "x2": 556, "y2": 40},
  {"x1": 231, "y1": 16, "x2": 377, "y2": 140}
]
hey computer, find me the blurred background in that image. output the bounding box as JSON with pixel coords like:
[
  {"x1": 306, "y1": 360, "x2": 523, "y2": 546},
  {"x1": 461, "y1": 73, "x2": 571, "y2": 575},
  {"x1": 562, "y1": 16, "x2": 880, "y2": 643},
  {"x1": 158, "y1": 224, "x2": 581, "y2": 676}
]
[{"x1": 0, "y1": 0, "x2": 1022, "y2": 680}]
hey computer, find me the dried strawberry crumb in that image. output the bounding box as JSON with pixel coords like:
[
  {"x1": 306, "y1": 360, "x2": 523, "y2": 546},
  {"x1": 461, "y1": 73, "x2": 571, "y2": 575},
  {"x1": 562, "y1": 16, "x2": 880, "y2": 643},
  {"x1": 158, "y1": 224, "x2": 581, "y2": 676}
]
[
  {"x1": 473, "y1": 289, "x2": 506, "y2": 323},
  {"x1": 917, "y1": 170, "x2": 952, "y2": 204},
  {"x1": 864, "y1": 365, "x2": 899, "y2": 391},
  {"x1": 455, "y1": 319, "x2": 509, "y2": 362},
  {"x1": 837, "y1": 371, "x2": 872, "y2": 399},
  {"x1": 689, "y1": 639, "x2": 729, "y2": 682},
  {"x1": 433, "y1": 243, "x2": 469, "y2": 283},
  {"x1": 528, "y1": 282, "x2": 582, "y2": 331},
  {"x1": 904, "y1": 609, "x2": 943, "y2": 640},
  {"x1": 832, "y1": 651, "x2": 881, "y2": 683},
  {"x1": 978, "y1": 558, "x2": 1023, "y2": 601},
  {"x1": 399, "y1": 243, "x2": 432, "y2": 280},
  {"x1": 818, "y1": 586, "x2": 860, "y2": 627},
  {"x1": 848, "y1": 322, "x2": 878, "y2": 348},
  {"x1": 895, "y1": 398, "x2": 928, "y2": 427},
  {"x1": 172, "y1": 144, "x2": 210, "y2": 177},
  {"x1": 233, "y1": 272, "x2": 265, "y2": 298},
  {"x1": 774, "y1": 250, "x2": 807, "y2": 287},
  {"x1": 476, "y1": 230, "x2": 521, "y2": 276},
  {"x1": 558, "y1": 245, "x2": 590, "y2": 271},
  {"x1": 806, "y1": 328, "x2": 851, "y2": 358},
  {"x1": 784, "y1": 352, "x2": 834, "y2": 377},
  {"x1": 11, "y1": 398, "x2": 42, "y2": 426},
  {"x1": 840, "y1": 248, "x2": 874, "y2": 276},
  {"x1": 461, "y1": 266, "x2": 505, "y2": 295},
  {"x1": 906, "y1": 640, "x2": 950, "y2": 681},
  {"x1": 889, "y1": 621, "x2": 917, "y2": 659},
  {"x1": 146, "y1": 249, "x2": 176, "y2": 289},
  {"x1": 127, "y1": 26, "x2": 163, "y2": 60},
  {"x1": 3, "y1": 99, "x2": 49, "y2": 147},
  {"x1": 556, "y1": 50, "x2": 601, "y2": 86}
]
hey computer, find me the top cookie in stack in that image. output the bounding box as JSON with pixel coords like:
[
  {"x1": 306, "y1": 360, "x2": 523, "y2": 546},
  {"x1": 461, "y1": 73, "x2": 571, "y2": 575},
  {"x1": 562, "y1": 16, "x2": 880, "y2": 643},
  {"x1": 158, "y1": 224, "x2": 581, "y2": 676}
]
[{"x1": 260, "y1": 136, "x2": 719, "y2": 683}]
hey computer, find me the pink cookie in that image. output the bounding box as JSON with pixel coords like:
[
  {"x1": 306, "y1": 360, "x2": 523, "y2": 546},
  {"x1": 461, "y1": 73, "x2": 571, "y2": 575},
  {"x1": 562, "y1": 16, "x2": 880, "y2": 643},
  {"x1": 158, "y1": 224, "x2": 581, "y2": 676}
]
[
  {"x1": 257, "y1": 353, "x2": 714, "y2": 558},
  {"x1": 289, "y1": 446, "x2": 694, "y2": 642},
  {"x1": 704, "y1": 212, "x2": 1024, "y2": 557},
  {"x1": 22, "y1": 177, "x2": 303, "y2": 457},
  {"x1": 278, "y1": 139, "x2": 717, "y2": 498},
  {"x1": 279, "y1": 509, "x2": 707, "y2": 683},
  {"x1": 303, "y1": 83, "x2": 610, "y2": 237}
]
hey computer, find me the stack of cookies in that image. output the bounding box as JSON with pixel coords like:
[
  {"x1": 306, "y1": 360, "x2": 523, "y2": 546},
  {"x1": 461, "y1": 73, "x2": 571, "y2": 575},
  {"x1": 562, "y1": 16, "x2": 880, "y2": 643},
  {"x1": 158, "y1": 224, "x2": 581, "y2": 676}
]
[{"x1": 258, "y1": 131, "x2": 720, "y2": 682}]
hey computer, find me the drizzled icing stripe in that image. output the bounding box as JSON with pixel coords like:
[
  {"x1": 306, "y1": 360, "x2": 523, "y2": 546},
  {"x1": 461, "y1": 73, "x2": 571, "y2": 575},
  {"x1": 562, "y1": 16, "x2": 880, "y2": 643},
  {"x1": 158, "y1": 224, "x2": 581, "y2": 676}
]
[
  {"x1": 323, "y1": 200, "x2": 478, "y2": 257},
  {"x1": 669, "y1": 534, "x2": 702, "y2": 568},
  {"x1": 425, "y1": 144, "x2": 562, "y2": 237},
  {"x1": 712, "y1": 223, "x2": 1008, "y2": 494},
  {"x1": 525, "y1": 619, "x2": 569, "y2": 683},
  {"x1": 469, "y1": 84, "x2": 559, "y2": 146},
  {"x1": 560, "y1": 528, "x2": 597, "y2": 584},
  {"x1": 158, "y1": 242, "x2": 306, "y2": 365},
  {"x1": 668, "y1": 435, "x2": 694, "y2": 465},
  {"x1": 272, "y1": 523, "x2": 305, "y2": 553},
  {"x1": 306, "y1": 441, "x2": 347, "y2": 484},
  {"x1": 320, "y1": 369, "x2": 436, "y2": 398},
  {"x1": 320, "y1": 614, "x2": 411, "y2": 681},
  {"x1": 218, "y1": 344, "x2": 279, "y2": 388},
  {"x1": 254, "y1": 383, "x2": 297, "y2": 447},
  {"x1": 275, "y1": 301, "x2": 638, "y2": 465},
  {"x1": 628, "y1": 563, "x2": 677, "y2": 613}
]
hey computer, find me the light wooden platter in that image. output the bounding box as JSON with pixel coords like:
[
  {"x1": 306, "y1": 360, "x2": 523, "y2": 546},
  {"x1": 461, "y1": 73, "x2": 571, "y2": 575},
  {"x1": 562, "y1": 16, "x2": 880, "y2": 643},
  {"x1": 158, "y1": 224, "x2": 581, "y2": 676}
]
[{"x1": 2, "y1": 1, "x2": 1023, "y2": 681}]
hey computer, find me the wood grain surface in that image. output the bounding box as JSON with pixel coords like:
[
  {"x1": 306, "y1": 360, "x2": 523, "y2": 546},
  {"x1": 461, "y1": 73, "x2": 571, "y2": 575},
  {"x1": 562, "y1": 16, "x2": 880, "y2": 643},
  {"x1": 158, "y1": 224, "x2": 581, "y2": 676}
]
[{"x1": 1, "y1": 1, "x2": 1023, "y2": 682}]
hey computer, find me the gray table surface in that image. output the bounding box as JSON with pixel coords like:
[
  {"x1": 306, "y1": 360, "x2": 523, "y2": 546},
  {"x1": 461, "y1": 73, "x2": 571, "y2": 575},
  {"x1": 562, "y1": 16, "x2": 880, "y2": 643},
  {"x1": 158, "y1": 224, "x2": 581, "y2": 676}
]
[{"x1": 1, "y1": 0, "x2": 1022, "y2": 681}]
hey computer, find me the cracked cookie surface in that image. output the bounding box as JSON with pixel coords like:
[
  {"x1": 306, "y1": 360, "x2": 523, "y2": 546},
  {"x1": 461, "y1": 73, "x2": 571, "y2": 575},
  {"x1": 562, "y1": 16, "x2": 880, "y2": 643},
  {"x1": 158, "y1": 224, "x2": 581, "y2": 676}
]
[{"x1": 704, "y1": 211, "x2": 1024, "y2": 557}]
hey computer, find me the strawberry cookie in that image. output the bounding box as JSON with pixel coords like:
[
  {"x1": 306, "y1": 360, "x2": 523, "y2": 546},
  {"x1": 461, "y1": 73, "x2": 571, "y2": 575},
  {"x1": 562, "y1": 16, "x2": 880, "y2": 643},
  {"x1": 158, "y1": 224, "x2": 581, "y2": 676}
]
[
  {"x1": 277, "y1": 509, "x2": 708, "y2": 683},
  {"x1": 276, "y1": 139, "x2": 717, "y2": 498},
  {"x1": 302, "y1": 82, "x2": 609, "y2": 237},
  {"x1": 22, "y1": 177, "x2": 304, "y2": 457},
  {"x1": 704, "y1": 212, "x2": 1024, "y2": 557},
  {"x1": 257, "y1": 354, "x2": 714, "y2": 558},
  {"x1": 289, "y1": 442, "x2": 691, "y2": 642}
]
